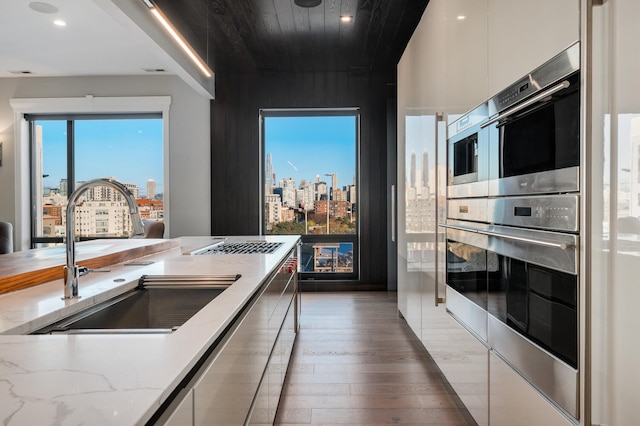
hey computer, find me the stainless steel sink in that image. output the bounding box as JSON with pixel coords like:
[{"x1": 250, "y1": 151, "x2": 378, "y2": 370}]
[{"x1": 32, "y1": 274, "x2": 240, "y2": 334}]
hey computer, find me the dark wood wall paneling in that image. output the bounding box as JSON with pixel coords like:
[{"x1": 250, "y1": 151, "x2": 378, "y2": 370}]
[
  {"x1": 211, "y1": 70, "x2": 394, "y2": 289},
  {"x1": 154, "y1": 0, "x2": 430, "y2": 289}
]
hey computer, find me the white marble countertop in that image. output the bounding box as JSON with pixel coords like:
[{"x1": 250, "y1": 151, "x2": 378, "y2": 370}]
[{"x1": 0, "y1": 235, "x2": 300, "y2": 425}]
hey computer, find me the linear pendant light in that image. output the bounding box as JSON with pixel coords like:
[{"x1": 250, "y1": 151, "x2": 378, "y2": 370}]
[{"x1": 142, "y1": 0, "x2": 213, "y2": 78}]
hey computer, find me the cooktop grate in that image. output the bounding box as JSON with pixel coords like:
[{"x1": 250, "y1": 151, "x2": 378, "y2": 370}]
[{"x1": 195, "y1": 241, "x2": 284, "y2": 255}]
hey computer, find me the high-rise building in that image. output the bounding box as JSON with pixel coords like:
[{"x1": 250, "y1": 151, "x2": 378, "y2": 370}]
[
  {"x1": 73, "y1": 201, "x2": 135, "y2": 237},
  {"x1": 265, "y1": 152, "x2": 275, "y2": 191},
  {"x1": 264, "y1": 194, "x2": 282, "y2": 229},
  {"x1": 280, "y1": 178, "x2": 297, "y2": 207},
  {"x1": 315, "y1": 182, "x2": 327, "y2": 201},
  {"x1": 59, "y1": 179, "x2": 68, "y2": 196},
  {"x1": 334, "y1": 189, "x2": 348, "y2": 202},
  {"x1": 347, "y1": 185, "x2": 356, "y2": 205},
  {"x1": 76, "y1": 179, "x2": 139, "y2": 202},
  {"x1": 422, "y1": 151, "x2": 429, "y2": 192},
  {"x1": 147, "y1": 179, "x2": 156, "y2": 199},
  {"x1": 410, "y1": 151, "x2": 417, "y2": 188},
  {"x1": 332, "y1": 173, "x2": 338, "y2": 199},
  {"x1": 299, "y1": 180, "x2": 315, "y2": 210}
]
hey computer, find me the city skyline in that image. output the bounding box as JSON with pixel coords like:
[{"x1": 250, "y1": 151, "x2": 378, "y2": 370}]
[
  {"x1": 264, "y1": 115, "x2": 357, "y2": 190},
  {"x1": 37, "y1": 118, "x2": 163, "y2": 196}
]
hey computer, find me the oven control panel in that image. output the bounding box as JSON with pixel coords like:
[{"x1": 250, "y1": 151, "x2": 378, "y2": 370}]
[{"x1": 488, "y1": 195, "x2": 579, "y2": 232}]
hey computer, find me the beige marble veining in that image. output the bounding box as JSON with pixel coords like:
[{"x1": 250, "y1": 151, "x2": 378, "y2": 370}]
[{"x1": 0, "y1": 235, "x2": 299, "y2": 425}]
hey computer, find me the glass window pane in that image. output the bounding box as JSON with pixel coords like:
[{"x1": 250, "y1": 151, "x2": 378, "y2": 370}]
[
  {"x1": 263, "y1": 115, "x2": 357, "y2": 236},
  {"x1": 32, "y1": 117, "x2": 164, "y2": 246},
  {"x1": 74, "y1": 119, "x2": 163, "y2": 237},
  {"x1": 263, "y1": 112, "x2": 358, "y2": 278},
  {"x1": 35, "y1": 120, "x2": 68, "y2": 240},
  {"x1": 299, "y1": 241, "x2": 354, "y2": 273}
]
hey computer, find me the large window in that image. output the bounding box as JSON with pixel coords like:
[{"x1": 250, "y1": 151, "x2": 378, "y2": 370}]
[
  {"x1": 29, "y1": 114, "x2": 163, "y2": 247},
  {"x1": 261, "y1": 109, "x2": 359, "y2": 280}
]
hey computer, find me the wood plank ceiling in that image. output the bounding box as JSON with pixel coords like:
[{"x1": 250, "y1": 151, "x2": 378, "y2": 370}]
[{"x1": 153, "y1": 0, "x2": 430, "y2": 74}]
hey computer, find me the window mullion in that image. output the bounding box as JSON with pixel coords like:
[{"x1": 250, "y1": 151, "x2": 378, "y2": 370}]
[
  {"x1": 67, "y1": 120, "x2": 75, "y2": 194},
  {"x1": 29, "y1": 121, "x2": 37, "y2": 248}
]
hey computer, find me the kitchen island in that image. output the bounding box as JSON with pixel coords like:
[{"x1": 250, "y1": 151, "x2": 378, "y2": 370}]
[{"x1": 0, "y1": 235, "x2": 300, "y2": 425}]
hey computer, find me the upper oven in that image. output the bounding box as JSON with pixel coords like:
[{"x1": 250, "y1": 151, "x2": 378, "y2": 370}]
[
  {"x1": 484, "y1": 42, "x2": 581, "y2": 197},
  {"x1": 448, "y1": 102, "x2": 490, "y2": 199}
]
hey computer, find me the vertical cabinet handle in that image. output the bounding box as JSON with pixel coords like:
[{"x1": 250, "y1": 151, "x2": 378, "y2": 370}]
[
  {"x1": 391, "y1": 184, "x2": 396, "y2": 242},
  {"x1": 435, "y1": 112, "x2": 445, "y2": 306}
]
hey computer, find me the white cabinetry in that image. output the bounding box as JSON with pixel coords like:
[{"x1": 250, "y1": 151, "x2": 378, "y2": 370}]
[
  {"x1": 158, "y1": 249, "x2": 298, "y2": 425},
  {"x1": 487, "y1": 0, "x2": 580, "y2": 96},
  {"x1": 397, "y1": 1, "x2": 489, "y2": 425},
  {"x1": 398, "y1": 1, "x2": 582, "y2": 425},
  {"x1": 590, "y1": 0, "x2": 640, "y2": 424},
  {"x1": 157, "y1": 389, "x2": 194, "y2": 426},
  {"x1": 422, "y1": 309, "x2": 489, "y2": 426},
  {"x1": 489, "y1": 352, "x2": 573, "y2": 426},
  {"x1": 397, "y1": 0, "x2": 489, "y2": 340}
]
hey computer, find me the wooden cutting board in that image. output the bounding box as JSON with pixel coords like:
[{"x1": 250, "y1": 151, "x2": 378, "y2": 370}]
[{"x1": 0, "y1": 239, "x2": 180, "y2": 295}]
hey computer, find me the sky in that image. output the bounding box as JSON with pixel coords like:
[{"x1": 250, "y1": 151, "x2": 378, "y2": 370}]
[
  {"x1": 38, "y1": 118, "x2": 163, "y2": 196},
  {"x1": 264, "y1": 115, "x2": 357, "y2": 189}
]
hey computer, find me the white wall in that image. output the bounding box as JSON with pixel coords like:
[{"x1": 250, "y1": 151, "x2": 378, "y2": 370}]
[{"x1": 0, "y1": 74, "x2": 210, "y2": 248}]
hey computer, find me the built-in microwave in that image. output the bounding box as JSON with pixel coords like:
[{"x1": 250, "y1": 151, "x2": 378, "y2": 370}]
[
  {"x1": 447, "y1": 103, "x2": 489, "y2": 199},
  {"x1": 484, "y1": 42, "x2": 581, "y2": 197}
]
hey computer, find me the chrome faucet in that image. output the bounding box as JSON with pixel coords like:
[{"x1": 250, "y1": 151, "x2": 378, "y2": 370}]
[{"x1": 63, "y1": 178, "x2": 145, "y2": 299}]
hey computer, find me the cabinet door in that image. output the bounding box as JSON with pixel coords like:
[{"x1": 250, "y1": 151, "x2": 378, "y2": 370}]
[
  {"x1": 423, "y1": 310, "x2": 489, "y2": 426},
  {"x1": 487, "y1": 0, "x2": 580, "y2": 95},
  {"x1": 590, "y1": 1, "x2": 640, "y2": 424},
  {"x1": 157, "y1": 389, "x2": 194, "y2": 426},
  {"x1": 246, "y1": 370, "x2": 270, "y2": 426},
  {"x1": 193, "y1": 289, "x2": 270, "y2": 425},
  {"x1": 247, "y1": 298, "x2": 296, "y2": 426},
  {"x1": 489, "y1": 351, "x2": 574, "y2": 426},
  {"x1": 398, "y1": 114, "x2": 438, "y2": 339}
]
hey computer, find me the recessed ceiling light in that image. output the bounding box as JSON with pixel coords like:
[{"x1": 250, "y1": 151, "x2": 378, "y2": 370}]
[
  {"x1": 28, "y1": 2, "x2": 59, "y2": 14},
  {"x1": 457, "y1": 15, "x2": 466, "y2": 20},
  {"x1": 340, "y1": 15, "x2": 353, "y2": 23},
  {"x1": 294, "y1": 0, "x2": 322, "y2": 7},
  {"x1": 54, "y1": 19, "x2": 66, "y2": 26}
]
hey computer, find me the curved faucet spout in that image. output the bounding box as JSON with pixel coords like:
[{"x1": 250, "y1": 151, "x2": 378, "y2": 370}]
[{"x1": 63, "y1": 178, "x2": 145, "y2": 299}]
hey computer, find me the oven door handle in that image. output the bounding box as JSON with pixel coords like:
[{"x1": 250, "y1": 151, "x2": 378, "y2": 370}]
[
  {"x1": 440, "y1": 223, "x2": 572, "y2": 250},
  {"x1": 480, "y1": 80, "x2": 571, "y2": 129}
]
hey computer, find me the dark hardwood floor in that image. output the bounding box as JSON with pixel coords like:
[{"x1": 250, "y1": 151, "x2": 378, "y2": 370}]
[{"x1": 275, "y1": 292, "x2": 477, "y2": 425}]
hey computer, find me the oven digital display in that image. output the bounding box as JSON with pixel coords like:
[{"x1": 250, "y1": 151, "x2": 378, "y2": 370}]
[{"x1": 514, "y1": 206, "x2": 532, "y2": 217}]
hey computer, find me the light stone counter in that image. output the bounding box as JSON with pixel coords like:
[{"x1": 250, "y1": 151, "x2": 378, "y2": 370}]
[{"x1": 0, "y1": 235, "x2": 300, "y2": 425}]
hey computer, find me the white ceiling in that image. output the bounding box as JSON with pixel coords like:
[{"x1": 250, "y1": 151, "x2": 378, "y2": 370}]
[{"x1": 0, "y1": 0, "x2": 177, "y2": 78}]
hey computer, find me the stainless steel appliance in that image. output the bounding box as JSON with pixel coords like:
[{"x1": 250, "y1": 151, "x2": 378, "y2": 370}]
[
  {"x1": 484, "y1": 42, "x2": 581, "y2": 197},
  {"x1": 444, "y1": 42, "x2": 581, "y2": 420},
  {"x1": 447, "y1": 103, "x2": 490, "y2": 199},
  {"x1": 444, "y1": 195, "x2": 579, "y2": 417}
]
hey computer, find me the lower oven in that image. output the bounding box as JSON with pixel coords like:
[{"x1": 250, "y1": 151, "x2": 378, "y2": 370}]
[{"x1": 444, "y1": 214, "x2": 579, "y2": 418}]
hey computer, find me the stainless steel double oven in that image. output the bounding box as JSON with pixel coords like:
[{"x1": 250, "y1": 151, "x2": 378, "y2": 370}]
[{"x1": 444, "y1": 42, "x2": 581, "y2": 419}]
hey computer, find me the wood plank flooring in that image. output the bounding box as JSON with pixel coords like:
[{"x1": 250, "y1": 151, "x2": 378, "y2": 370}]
[{"x1": 274, "y1": 292, "x2": 477, "y2": 425}]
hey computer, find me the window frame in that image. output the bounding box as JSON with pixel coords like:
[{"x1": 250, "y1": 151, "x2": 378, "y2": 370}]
[
  {"x1": 10, "y1": 96, "x2": 171, "y2": 250},
  {"x1": 259, "y1": 108, "x2": 360, "y2": 281},
  {"x1": 27, "y1": 113, "x2": 163, "y2": 247}
]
